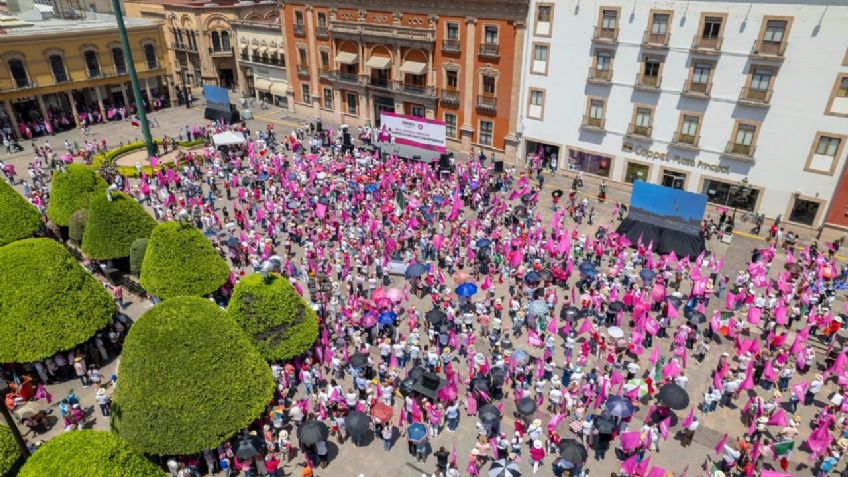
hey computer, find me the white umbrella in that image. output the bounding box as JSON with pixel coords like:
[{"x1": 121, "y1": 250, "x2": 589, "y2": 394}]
[{"x1": 607, "y1": 326, "x2": 624, "y2": 339}]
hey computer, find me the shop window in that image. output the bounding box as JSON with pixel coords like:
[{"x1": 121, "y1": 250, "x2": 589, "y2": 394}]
[
  {"x1": 625, "y1": 162, "x2": 649, "y2": 183},
  {"x1": 567, "y1": 148, "x2": 611, "y2": 177},
  {"x1": 701, "y1": 179, "x2": 759, "y2": 211},
  {"x1": 788, "y1": 198, "x2": 819, "y2": 225},
  {"x1": 661, "y1": 170, "x2": 686, "y2": 189}
]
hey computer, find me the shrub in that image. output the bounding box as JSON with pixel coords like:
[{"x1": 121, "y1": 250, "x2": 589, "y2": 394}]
[
  {"x1": 111, "y1": 297, "x2": 274, "y2": 455},
  {"x1": 0, "y1": 180, "x2": 41, "y2": 247},
  {"x1": 18, "y1": 430, "x2": 165, "y2": 477},
  {"x1": 140, "y1": 221, "x2": 229, "y2": 299},
  {"x1": 92, "y1": 139, "x2": 207, "y2": 177},
  {"x1": 229, "y1": 273, "x2": 319, "y2": 361},
  {"x1": 0, "y1": 425, "x2": 19, "y2": 477},
  {"x1": 68, "y1": 209, "x2": 88, "y2": 245},
  {"x1": 46, "y1": 164, "x2": 107, "y2": 226},
  {"x1": 0, "y1": 238, "x2": 114, "y2": 363},
  {"x1": 129, "y1": 238, "x2": 148, "y2": 275},
  {"x1": 81, "y1": 191, "x2": 156, "y2": 260}
]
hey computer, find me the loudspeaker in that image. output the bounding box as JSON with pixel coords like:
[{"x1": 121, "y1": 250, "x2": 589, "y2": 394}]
[
  {"x1": 494, "y1": 160, "x2": 504, "y2": 173},
  {"x1": 342, "y1": 132, "x2": 352, "y2": 146},
  {"x1": 438, "y1": 154, "x2": 451, "y2": 169},
  {"x1": 316, "y1": 120, "x2": 323, "y2": 132}
]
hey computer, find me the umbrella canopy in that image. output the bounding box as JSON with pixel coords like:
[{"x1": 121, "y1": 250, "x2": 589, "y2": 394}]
[
  {"x1": 516, "y1": 397, "x2": 537, "y2": 416},
  {"x1": 607, "y1": 326, "x2": 624, "y2": 339},
  {"x1": 489, "y1": 459, "x2": 522, "y2": 477},
  {"x1": 594, "y1": 415, "x2": 617, "y2": 434},
  {"x1": 657, "y1": 383, "x2": 690, "y2": 410},
  {"x1": 608, "y1": 301, "x2": 625, "y2": 313},
  {"x1": 528, "y1": 300, "x2": 548, "y2": 317},
  {"x1": 406, "y1": 422, "x2": 427, "y2": 441},
  {"x1": 551, "y1": 189, "x2": 564, "y2": 198},
  {"x1": 425, "y1": 309, "x2": 446, "y2": 325},
  {"x1": 639, "y1": 269, "x2": 656, "y2": 282},
  {"x1": 667, "y1": 296, "x2": 683, "y2": 309},
  {"x1": 578, "y1": 261, "x2": 597, "y2": 277},
  {"x1": 349, "y1": 352, "x2": 370, "y2": 368},
  {"x1": 371, "y1": 402, "x2": 393, "y2": 422},
  {"x1": 456, "y1": 282, "x2": 478, "y2": 297},
  {"x1": 297, "y1": 420, "x2": 329, "y2": 446},
  {"x1": 385, "y1": 288, "x2": 403, "y2": 302},
  {"x1": 476, "y1": 238, "x2": 492, "y2": 248},
  {"x1": 524, "y1": 271, "x2": 542, "y2": 284},
  {"x1": 490, "y1": 366, "x2": 507, "y2": 387},
  {"x1": 378, "y1": 311, "x2": 397, "y2": 325},
  {"x1": 472, "y1": 376, "x2": 490, "y2": 393},
  {"x1": 560, "y1": 306, "x2": 581, "y2": 321},
  {"x1": 235, "y1": 438, "x2": 261, "y2": 459},
  {"x1": 686, "y1": 311, "x2": 707, "y2": 325},
  {"x1": 345, "y1": 411, "x2": 372, "y2": 436},
  {"x1": 406, "y1": 263, "x2": 426, "y2": 278},
  {"x1": 511, "y1": 349, "x2": 529, "y2": 364},
  {"x1": 478, "y1": 404, "x2": 501, "y2": 427},
  {"x1": 604, "y1": 395, "x2": 635, "y2": 418},
  {"x1": 558, "y1": 439, "x2": 588, "y2": 465}
]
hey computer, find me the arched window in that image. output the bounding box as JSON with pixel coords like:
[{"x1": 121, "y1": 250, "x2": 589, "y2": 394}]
[
  {"x1": 84, "y1": 50, "x2": 101, "y2": 78},
  {"x1": 48, "y1": 55, "x2": 68, "y2": 83},
  {"x1": 221, "y1": 31, "x2": 230, "y2": 50},
  {"x1": 7, "y1": 59, "x2": 28, "y2": 87},
  {"x1": 211, "y1": 31, "x2": 221, "y2": 51},
  {"x1": 112, "y1": 47, "x2": 126, "y2": 74},
  {"x1": 144, "y1": 44, "x2": 157, "y2": 69}
]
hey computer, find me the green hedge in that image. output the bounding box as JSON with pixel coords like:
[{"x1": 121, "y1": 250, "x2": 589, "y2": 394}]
[
  {"x1": 129, "y1": 238, "x2": 148, "y2": 275},
  {"x1": 140, "y1": 221, "x2": 229, "y2": 300},
  {"x1": 229, "y1": 273, "x2": 319, "y2": 361},
  {"x1": 92, "y1": 139, "x2": 206, "y2": 178},
  {"x1": 81, "y1": 192, "x2": 156, "y2": 260},
  {"x1": 0, "y1": 238, "x2": 114, "y2": 363},
  {"x1": 0, "y1": 180, "x2": 41, "y2": 247},
  {"x1": 68, "y1": 208, "x2": 88, "y2": 245},
  {"x1": 0, "y1": 425, "x2": 19, "y2": 477},
  {"x1": 111, "y1": 297, "x2": 274, "y2": 455},
  {"x1": 46, "y1": 164, "x2": 107, "y2": 226},
  {"x1": 18, "y1": 430, "x2": 165, "y2": 477}
]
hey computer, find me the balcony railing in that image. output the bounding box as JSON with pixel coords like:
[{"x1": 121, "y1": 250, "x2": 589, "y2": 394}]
[
  {"x1": 440, "y1": 88, "x2": 460, "y2": 106},
  {"x1": 209, "y1": 47, "x2": 233, "y2": 57},
  {"x1": 297, "y1": 65, "x2": 309, "y2": 77},
  {"x1": 642, "y1": 30, "x2": 669, "y2": 47},
  {"x1": 738, "y1": 87, "x2": 773, "y2": 106},
  {"x1": 581, "y1": 115, "x2": 606, "y2": 131},
  {"x1": 476, "y1": 94, "x2": 497, "y2": 113},
  {"x1": 293, "y1": 23, "x2": 306, "y2": 36},
  {"x1": 672, "y1": 132, "x2": 700, "y2": 149},
  {"x1": 442, "y1": 39, "x2": 461, "y2": 53},
  {"x1": 692, "y1": 35, "x2": 723, "y2": 53},
  {"x1": 751, "y1": 40, "x2": 787, "y2": 59},
  {"x1": 634, "y1": 73, "x2": 661, "y2": 90},
  {"x1": 334, "y1": 71, "x2": 361, "y2": 84},
  {"x1": 478, "y1": 43, "x2": 500, "y2": 59},
  {"x1": 724, "y1": 141, "x2": 757, "y2": 160},
  {"x1": 592, "y1": 26, "x2": 618, "y2": 43},
  {"x1": 587, "y1": 67, "x2": 612, "y2": 84},
  {"x1": 171, "y1": 42, "x2": 197, "y2": 52},
  {"x1": 397, "y1": 82, "x2": 436, "y2": 97},
  {"x1": 319, "y1": 68, "x2": 333, "y2": 79},
  {"x1": 627, "y1": 123, "x2": 653, "y2": 139},
  {"x1": 316, "y1": 26, "x2": 329, "y2": 38},
  {"x1": 369, "y1": 77, "x2": 390, "y2": 89},
  {"x1": 682, "y1": 80, "x2": 712, "y2": 98},
  {"x1": 87, "y1": 69, "x2": 102, "y2": 79},
  {"x1": 329, "y1": 21, "x2": 435, "y2": 44}
]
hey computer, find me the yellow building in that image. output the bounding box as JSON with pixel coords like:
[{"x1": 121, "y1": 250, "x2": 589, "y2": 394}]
[{"x1": 0, "y1": 3, "x2": 172, "y2": 139}]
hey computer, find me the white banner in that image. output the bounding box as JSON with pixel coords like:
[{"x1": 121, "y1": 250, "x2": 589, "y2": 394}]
[{"x1": 379, "y1": 112, "x2": 446, "y2": 153}]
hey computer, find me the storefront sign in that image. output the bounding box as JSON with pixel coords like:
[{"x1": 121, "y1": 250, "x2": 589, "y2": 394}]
[{"x1": 623, "y1": 142, "x2": 730, "y2": 175}]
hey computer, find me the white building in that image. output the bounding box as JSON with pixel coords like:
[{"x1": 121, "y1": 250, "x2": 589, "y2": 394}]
[{"x1": 517, "y1": 0, "x2": 848, "y2": 230}]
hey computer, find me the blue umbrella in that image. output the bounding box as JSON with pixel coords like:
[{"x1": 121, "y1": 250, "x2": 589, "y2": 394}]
[
  {"x1": 604, "y1": 395, "x2": 635, "y2": 418},
  {"x1": 578, "y1": 261, "x2": 597, "y2": 277},
  {"x1": 432, "y1": 194, "x2": 445, "y2": 204},
  {"x1": 365, "y1": 184, "x2": 378, "y2": 193},
  {"x1": 476, "y1": 238, "x2": 492, "y2": 248},
  {"x1": 528, "y1": 300, "x2": 548, "y2": 317},
  {"x1": 423, "y1": 213, "x2": 435, "y2": 222},
  {"x1": 511, "y1": 349, "x2": 529, "y2": 364},
  {"x1": 456, "y1": 282, "x2": 478, "y2": 297},
  {"x1": 378, "y1": 311, "x2": 397, "y2": 325},
  {"x1": 406, "y1": 263, "x2": 426, "y2": 279},
  {"x1": 406, "y1": 422, "x2": 427, "y2": 441},
  {"x1": 524, "y1": 271, "x2": 541, "y2": 284},
  {"x1": 639, "y1": 269, "x2": 656, "y2": 282}
]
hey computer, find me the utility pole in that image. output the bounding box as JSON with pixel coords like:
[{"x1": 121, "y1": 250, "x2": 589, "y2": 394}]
[{"x1": 110, "y1": 0, "x2": 157, "y2": 158}]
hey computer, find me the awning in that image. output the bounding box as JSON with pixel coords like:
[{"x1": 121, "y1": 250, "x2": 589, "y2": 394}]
[
  {"x1": 212, "y1": 131, "x2": 246, "y2": 147},
  {"x1": 269, "y1": 82, "x2": 287, "y2": 97},
  {"x1": 253, "y1": 78, "x2": 272, "y2": 92},
  {"x1": 365, "y1": 56, "x2": 391, "y2": 69},
  {"x1": 400, "y1": 61, "x2": 427, "y2": 75},
  {"x1": 335, "y1": 51, "x2": 359, "y2": 65}
]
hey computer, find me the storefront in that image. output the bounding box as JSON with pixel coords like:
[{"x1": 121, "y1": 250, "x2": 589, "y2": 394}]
[
  {"x1": 699, "y1": 178, "x2": 760, "y2": 212},
  {"x1": 660, "y1": 168, "x2": 687, "y2": 190},
  {"x1": 566, "y1": 146, "x2": 612, "y2": 177},
  {"x1": 787, "y1": 196, "x2": 825, "y2": 226},
  {"x1": 624, "y1": 161, "x2": 650, "y2": 184},
  {"x1": 526, "y1": 140, "x2": 560, "y2": 169}
]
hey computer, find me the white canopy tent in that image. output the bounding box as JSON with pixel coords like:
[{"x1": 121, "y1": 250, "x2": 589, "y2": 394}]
[{"x1": 212, "y1": 130, "x2": 246, "y2": 147}]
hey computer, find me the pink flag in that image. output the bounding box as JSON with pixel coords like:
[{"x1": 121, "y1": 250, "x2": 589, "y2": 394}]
[
  {"x1": 807, "y1": 424, "x2": 833, "y2": 454},
  {"x1": 620, "y1": 431, "x2": 642, "y2": 450},
  {"x1": 620, "y1": 453, "x2": 638, "y2": 474},
  {"x1": 747, "y1": 307, "x2": 762, "y2": 325},
  {"x1": 667, "y1": 300, "x2": 679, "y2": 318},
  {"x1": 767, "y1": 408, "x2": 788, "y2": 426},
  {"x1": 647, "y1": 467, "x2": 667, "y2": 477},
  {"x1": 725, "y1": 291, "x2": 736, "y2": 310},
  {"x1": 659, "y1": 417, "x2": 670, "y2": 440},
  {"x1": 635, "y1": 456, "x2": 651, "y2": 477},
  {"x1": 715, "y1": 433, "x2": 728, "y2": 455},
  {"x1": 791, "y1": 381, "x2": 809, "y2": 401},
  {"x1": 739, "y1": 361, "x2": 755, "y2": 390},
  {"x1": 546, "y1": 317, "x2": 558, "y2": 334},
  {"x1": 648, "y1": 346, "x2": 660, "y2": 366},
  {"x1": 578, "y1": 318, "x2": 593, "y2": 334},
  {"x1": 682, "y1": 407, "x2": 695, "y2": 428}
]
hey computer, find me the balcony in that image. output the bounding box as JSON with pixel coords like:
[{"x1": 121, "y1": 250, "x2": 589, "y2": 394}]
[
  {"x1": 580, "y1": 115, "x2": 606, "y2": 132},
  {"x1": 115, "y1": 65, "x2": 128, "y2": 76},
  {"x1": 87, "y1": 69, "x2": 102, "y2": 79},
  {"x1": 293, "y1": 23, "x2": 306, "y2": 37},
  {"x1": 171, "y1": 42, "x2": 197, "y2": 52},
  {"x1": 627, "y1": 123, "x2": 653, "y2": 140},
  {"x1": 442, "y1": 39, "x2": 461, "y2": 53},
  {"x1": 681, "y1": 80, "x2": 712, "y2": 99},
  {"x1": 642, "y1": 31, "x2": 669, "y2": 48},
  {"x1": 724, "y1": 141, "x2": 757, "y2": 161},
  {"x1": 634, "y1": 73, "x2": 662, "y2": 91},
  {"x1": 671, "y1": 132, "x2": 700, "y2": 150},
  {"x1": 316, "y1": 26, "x2": 329, "y2": 39},
  {"x1": 751, "y1": 40, "x2": 787, "y2": 60},
  {"x1": 476, "y1": 94, "x2": 497, "y2": 114},
  {"x1": 397, "y1": 82, "x2": 436, "y2": 98},
  {"x1": 738, "y1": 87, "x2": 772, "y2": 107},
  {"x1": 478, "y1": 43, "x2": 500, "y2": 59},
  {"x1": 369, "y1": 77, "x2": 391, "y2": 89},
  {"x1": 209, "y1": 47, "x2": 234, "y2": 57},
  {"x1": 334, "y1": 71, "x2": 362, "y2": 85},
  {"x1": 692, "y1": 35, "x2": 723, "y2": 55},
  {"x1": 319, "y1": 68, "x2": 333, "y2": 80},
  {"x1": 297, "y1": 65, "x2": 309, "y2": 77},
  {"x1": 586, "y1": 67, "x2": 612, "y2": 85},
  {"x1": 328, "y1": 20, "x2": 435, "y2": 48},
  {"x1": 592, "y1": 26, "x2": 618, "y2": 44},
  {"x1": 440, "y1": 88, "x2": 460, "y2": 107}
]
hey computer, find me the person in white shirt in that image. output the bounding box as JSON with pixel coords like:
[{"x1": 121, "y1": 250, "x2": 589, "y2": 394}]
[{"x1": 681, "y1": 416, "x2": 699, "y2": 447}]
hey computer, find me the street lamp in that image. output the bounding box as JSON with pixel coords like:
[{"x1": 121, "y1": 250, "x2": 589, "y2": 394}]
[
  {"x1": 0, "y1": 378, "x2": 31, "y2": 473},
  {"x1": 728, "y1": 177, "x2": 752, "y2": 220}
]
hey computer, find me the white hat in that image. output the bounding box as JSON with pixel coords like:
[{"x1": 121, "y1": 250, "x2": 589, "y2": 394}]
[
  {"x1": 533, "y1": 440, "x2": 543, "y2": 449},
  {"x1": 532, "y1": 419, "x2": 542, "y2": 427}
]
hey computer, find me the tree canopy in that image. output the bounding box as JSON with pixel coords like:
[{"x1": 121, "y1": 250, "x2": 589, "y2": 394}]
[
  {"x1": 111, "y1": 297, "x2": 274, "y2": 455},
  {"x1": 81, "y1": 191, "x2": 156, "y2": 260},
  {"x1": 229, "y1": 273, "x2": 319, "y2": 361},
  {"x1": 140, "y1": 221, "x2": 229, "y2": 299},
  {"x1": 0, "y1": 238, "x2": 114, "y2": 363},
  {"x1": 0, "y1": 180, "x2": 41, "y2": 247},
  {"x1": 46, "y1": 164, "x2": 107, "y2": 226},
  {"x1": 0, "y1": 425, "x2": 19, "y2": 477}
]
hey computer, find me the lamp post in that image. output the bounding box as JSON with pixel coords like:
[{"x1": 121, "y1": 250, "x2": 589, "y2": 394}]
[
  {"x1": 728, "y1": 177, "x2": 752, "y2": 221},
  {"x1": 110, "y1": 0, "x2": 157, "y2": 159},
  {"x1": 0, "y1": 378, "x2": 31, "y2": 473}
]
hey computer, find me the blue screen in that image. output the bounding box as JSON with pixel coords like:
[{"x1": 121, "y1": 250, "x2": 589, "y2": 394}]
[
  {"x1": 203, "y1": 85, "x2": 230, "y2": 106},
  {"x1": 629, "y1": 181, "x2": 707, "y2": 234}
]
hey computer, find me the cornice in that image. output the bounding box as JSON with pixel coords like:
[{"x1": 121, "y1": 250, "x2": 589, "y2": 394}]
[{"x1": 292, "y1": 0, "x2": 528, "y2": 21}]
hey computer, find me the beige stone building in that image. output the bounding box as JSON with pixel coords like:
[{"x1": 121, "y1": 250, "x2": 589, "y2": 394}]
[{"x1": 231, "y1": 17, "x2": 291, "y2": 109}]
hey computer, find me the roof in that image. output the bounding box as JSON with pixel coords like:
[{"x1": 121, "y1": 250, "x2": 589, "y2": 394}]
[
  {"x1": 0, "y1": 10, "x2": 159, "y2": 36},
  {"x1": 124, "y1": 0, "x2": 277, "y2": 9}
]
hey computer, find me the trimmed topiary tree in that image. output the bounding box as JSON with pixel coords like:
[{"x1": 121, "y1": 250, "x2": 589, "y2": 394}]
[
  {"x1": 82, "y1": 192, "x2": 156, "y2": 260},
  {"x1": 46, "y1": 164, "x2": 107, "y2": 226},
  {"x1": 229, "y1": 273, "x2": 319, "y2": 361},
  {"x1": 0, "y1": 238, "x2": 114, "y2": 363},
  {"x1": 129, "y1": 238, "x2": 148, "y2": 275},
  {"x1": 18, "y1": 430, "x2": 165, "y2": 477},
  {"x1": 0, "y1": 425, "x2": 20, "y2": 477},
  {"x1": 68, "y1": 208, "x2": 88, "y2": 245},
  {"x1": 0, "y1": 180, "x2": 41, "y2": 247},
  {"x1": 140, "y1": 221, "x2": 229, "y2": 299},
  {"x1": 111, "y1": 296, "x2": 274, "y2": 455}
]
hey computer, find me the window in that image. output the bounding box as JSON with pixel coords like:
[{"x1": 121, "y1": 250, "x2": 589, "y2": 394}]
[
  {"x1": 346, "y1": 92, "x2": 357, "y2": 114},
  {"x1": 484, "y1": 26, "x2": 498, "y2": 44},
  {"x1": 298, "y1": 48, "x2": 307, "y2": 66},
  {"x1": 702, "y1": 16, "x2": 722, "y2": 39},
  {"x1": 143, "y1": 44, "x2": 157, "y2": 69},
  {"x1": 735, "y1": 124, "x2": 756, "y2": 146},
  {"x1": 84, "y1": 50, "x2": 100, "y2": 77},
  {"x1": 479, "y1": 120, "x2": 493, "y2": 145},
  {"x1": 692, "y1": 64, "x2": 711, "y2": 84},
  {"x1": 532, "y1": 44, "x2": 549, "y2": 74},
  {"x1": 763, "y1": 20, "x2": 786, "y2": 43},
  {"x1": 535, "y1": 5, "x2": 552, "y2": 36},
  {"x1": 681, "y1": 115, "x2": 699, "y2": 136},
  {"x1": 839, "y1": 77, "x2": 848, "y2": 97},
  {"x1": 788, "y1": 198, "x2": 820, "y2": 226},
  {"x1": 320, "y1": 51, "x2": 329, "y2": 69},
  {"x1": 211, "y1": 31, "x2": 221, "y2": 51},
  {"x1": 8, "y1": 59, "x2": 28, "y2": 87},
  {"x1": 112, "y1": 48, "x2": 126, "y2": 74},
  {"x1": 596, "y1": 50, "x2": 611, "y2": 70},
  {"x1": 601, "y1": 9, "x2": 617, "y2": 29},
  {"x1": 445, "y1": 70, "x2": 458, "y2": 89},
  {"x1": 49, "y1": 56, "x2": 68, "y2": 82},
  {"x1": 302, "y1": 84, "x2": 311, "y2": 104},
  {"x1": 317, "y1": 12, "x2": 327, "y2": 27},
  {"x1": 662, "y1": 170, "x2": 686, "y2": 189},
  {"x1": 588, "y1": 99, "x2": 604, "y2": 119},
  {"x1": 444, "y1": 113, "x2": 457, "y2": 138},
  {"x1": 643, "y1": 58, "x2": 661, "y2": 78},
  {"x1": 701, "y1": 179, "x2": 759, "y2": 211},
  {"x1": 323, "y1": 88, "x2": 333, "y2": 109},
  {"x1": 221, "y1": 31, "x2": 230, "y2": 50},
  {"x1": 446, "y1": 23, "x2": 459, "y2": 40},
  {"x1": 650, "y1": 13, "x2": 669, "y2": 35},
  {"x1": 482, "y1": 75, "x2": 496, "y2": 95},
  {"x1": 295, "y1": 11, "x2": 304, "y2": 24},
  {"x1": 816, "y1": 136, "x2": 841, "y2": 156},
  {"x1": 537, "y1": 5, "x2": 552, "y2": 22},
  {"x1": 635, "y1": 107, "x2": 652, "y2": 127},
  {"x1": 750, "y1": 68, "x2": 772, "y2": 91},
  {"x1": 806, "y1": 133, "x2": 845, "y2": 174},
  {"x1": 528, "y1": 89, "x2": 544, "y2": 119},
  {"x1": 411, "y1": 105, "x2": 425, "y2": 118}
]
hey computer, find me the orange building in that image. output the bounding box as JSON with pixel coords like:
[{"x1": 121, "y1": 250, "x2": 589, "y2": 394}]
[{"x1": 276, "y1": 0, "x2": 529, "y2": 156}]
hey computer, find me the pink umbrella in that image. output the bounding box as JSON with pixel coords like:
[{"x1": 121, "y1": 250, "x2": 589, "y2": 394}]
[
  {"x1": 375, "y1": 298, "x2": 392, "y2": 309},
  {"x1": 372, "y1": 288, "x2": 387, "y2": 301},
  {"x1": 386, "y1": 288, "x2": 403, "y2": 303}
]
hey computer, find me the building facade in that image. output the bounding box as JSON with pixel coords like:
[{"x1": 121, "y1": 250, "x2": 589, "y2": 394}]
[
  {"x1": 125, "y1": 0, "x2": 278, "y2": 91},
  {"x1": 518, "y1": 0, "x2": 848, "y2": 231},
  {"x1": 277, "y1": 0, "x2": 529, "y2": 156},
  {"x1": 232, "y1": 17, "x2": 290, "y2": 109},
  {"x1": 0, "y1": 5, "x2": 171, "y2": 139}
]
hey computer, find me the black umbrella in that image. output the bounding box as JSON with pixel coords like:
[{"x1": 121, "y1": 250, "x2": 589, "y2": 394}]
[
  {"x1": 552, "y1": 189, "x2": 564, "y2": 198},
  {"x1": 594, "y1": 415, "x2": 616, "y2": 434},
  {"x1": 557, "y1": 439, "x2": 588, "y2": 466},
  {"x1": 604, "y1": 395, "x2": 635, "y2": 418},
  {"x1": 667, "y1": 296, "x2": 683, "y2": 309},
  {"x1": 608, "y1": 301, "x2": 625, "y2": 313},
  {"x1": 478, "y1": 405, "x2": 501, "y2": 427},
  {"x1": 524, "y1": 271, "x2": 541, "y2": 284},
  {"x1": 425, "y1": 309, "x2": 446, "y2": 325},
  {"x1": 490, "y1": 366, "x2": 507, "y2": 387},
  {"x1": 235, "y1": 437, "x2": 261, "y2": 459},
  {"x1": 297, "y1": 420, "x2": 329, "y2": 446},
  {"x1": 686, "y1": 311, "x2": 707, "y2": 325},
  {"x1": 472, "y1": 376, "x2": 490, "y2": 393},
  {"x1": 560, "y1": 306, "x2": 581, "y2": 321},
  {"x1": 516, "y1": 397, "x2": 537, "y2": 416},
  {"x1": 657, "y1": 383, "x2": 690, "y2": 410},
  {"x1": 349, "y1": 352, "x2": 369, "y2": 369},
  {"x1": 344, "y1": 411, "x2": 372, "y2": 436},
  {"x1": 532, "y1": 287, "x2": 545, "y2": 299}
]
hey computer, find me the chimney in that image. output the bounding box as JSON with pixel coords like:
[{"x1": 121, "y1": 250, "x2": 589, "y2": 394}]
[{"x1": 7, "y1": 0, "x2": 36, "y2": 13}]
